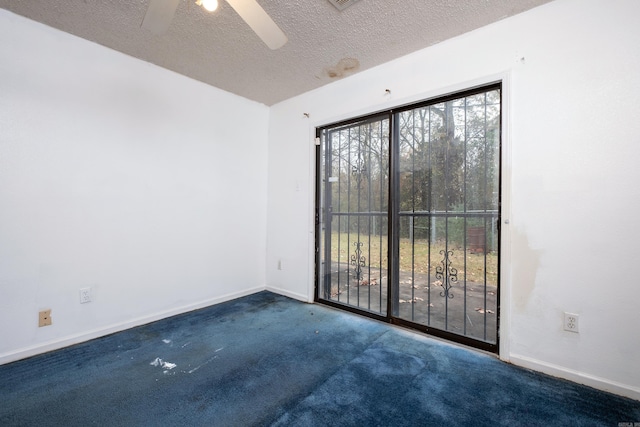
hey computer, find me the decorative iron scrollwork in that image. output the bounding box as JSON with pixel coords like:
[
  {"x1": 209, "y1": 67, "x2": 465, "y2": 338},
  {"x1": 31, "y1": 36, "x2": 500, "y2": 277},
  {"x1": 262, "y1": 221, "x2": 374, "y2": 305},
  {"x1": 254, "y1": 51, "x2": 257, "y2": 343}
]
[
  {"x1": 436, "y1": 249, "x2": 458, "y2": 299},
  {"x1": 350, "y1": 241, "x2": 366, "y2": 281}
]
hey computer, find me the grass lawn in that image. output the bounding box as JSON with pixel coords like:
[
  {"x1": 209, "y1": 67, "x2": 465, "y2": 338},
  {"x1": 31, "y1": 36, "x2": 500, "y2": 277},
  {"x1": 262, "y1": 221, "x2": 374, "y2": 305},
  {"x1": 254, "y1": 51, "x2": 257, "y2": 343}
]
[{"x1": 328, "y1": 232, "x2": 498, "y2": 286}]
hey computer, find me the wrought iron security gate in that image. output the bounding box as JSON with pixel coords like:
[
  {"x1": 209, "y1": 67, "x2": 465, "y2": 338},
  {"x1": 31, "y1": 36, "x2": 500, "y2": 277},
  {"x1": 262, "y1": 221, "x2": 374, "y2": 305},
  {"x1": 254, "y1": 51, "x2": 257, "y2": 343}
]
[
  {"x1": 316, "y1": 84, "x2": 501, "y2": 352},
  {"x1": 317, "y1": 114, "x2": 390, "y2": 314}
]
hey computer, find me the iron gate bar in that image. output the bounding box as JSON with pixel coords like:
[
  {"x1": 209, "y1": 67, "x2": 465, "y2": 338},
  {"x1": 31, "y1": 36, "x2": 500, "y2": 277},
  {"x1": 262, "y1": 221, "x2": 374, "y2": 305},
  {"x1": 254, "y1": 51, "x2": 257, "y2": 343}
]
[
  {"x1": 366, "y1": 121, "x2": 373, "y2": 310},
  {"x1": 427, "y1": 105, "x2": 433, "y2": 325},
  {"x1": 334, "y1": 129, "x2": 339, "y2": 302},
  {"x1": 332, "y1": 211, "x2": 499, "y2": 217},
  {"x1": 334, "y1": 130, "x2": 340, "y2": 301},
  {"x1": 347, "y1": 127, "x2": 354, "y2": 305},
  {"x1": 464, "y1": 215, "x2": 468, "y2": 335},
  {"x1": 444, "y1": 219, "x2": 449, "y2": 329},
  {"x1": 367, "y1": 123, "x2": 373, "y2": 310},
  {"x1": 388, "y1": 110, "x2": 399, "y2": 318},
  {"x1": 352, "y1": 128, "x2": 360, "y2": 306},
  {"x1": 463, "y1": 96, "x2": 469, "y2": 336},
  {"x1": 411, "y1": 110, "x2": 420, "y2": 320},
  {"x1": 484, "y1": 216, "x2": 489, "y2": 340},
  {"x1": 442, "y1": 100, "x2": 449, "y2": 330},
  {"x1": 378, "y1": 119, "x2": 385, "y2": 312},
  {"x1": 329, "y1": 211, "x2": 391, "y2": 216},
  {"x1": 357, "y1": 125, "x2": 364, "y2": 307},
  {"x1": 483, "y1": 91, "x2": 490, "y2": 341},
  {"x1": 410, "y1": 109, "x2": 417, "y2": 321},
  {"x1": 399, "y1": 211, "x2": 499, "y2": 217}
]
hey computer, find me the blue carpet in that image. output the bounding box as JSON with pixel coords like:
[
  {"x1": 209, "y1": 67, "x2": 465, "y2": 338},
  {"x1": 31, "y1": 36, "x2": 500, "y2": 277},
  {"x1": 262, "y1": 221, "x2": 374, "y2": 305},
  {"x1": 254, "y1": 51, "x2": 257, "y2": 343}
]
[{"x1": 1, "y1": 291, "x2": 638, "y2": 426}]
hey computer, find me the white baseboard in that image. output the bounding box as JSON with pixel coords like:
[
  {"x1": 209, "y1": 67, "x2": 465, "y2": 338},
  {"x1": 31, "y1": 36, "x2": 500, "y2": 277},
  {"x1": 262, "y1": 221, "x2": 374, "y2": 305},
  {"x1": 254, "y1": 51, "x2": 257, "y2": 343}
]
[
  {"x1": 9, "y1": 288, "x2": 636, "y2": 404},
  {"x1": 265, "y1": 285, "x2": 311, "y2": 303},
  {"x1": 509, "y1": 353, "x2": 640, "y2": 401},
  {"x1": 0, "y1": 286, "x2": 265, "y2": 366}
]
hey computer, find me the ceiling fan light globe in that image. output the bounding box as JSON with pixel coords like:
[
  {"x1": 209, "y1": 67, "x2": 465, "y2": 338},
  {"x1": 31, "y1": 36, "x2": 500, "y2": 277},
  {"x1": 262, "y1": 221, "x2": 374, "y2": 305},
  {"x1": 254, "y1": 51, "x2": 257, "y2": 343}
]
[{"x1": 201, "y1": 0, "x2": 219, "y2": 12}]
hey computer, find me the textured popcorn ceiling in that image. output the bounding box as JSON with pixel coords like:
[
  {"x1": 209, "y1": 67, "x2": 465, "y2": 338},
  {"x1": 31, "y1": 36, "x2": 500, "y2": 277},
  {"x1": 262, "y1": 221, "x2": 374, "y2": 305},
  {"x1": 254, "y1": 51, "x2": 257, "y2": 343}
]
[{"x1": 0, "y1": 0, "x2": 553, "y2": 105}]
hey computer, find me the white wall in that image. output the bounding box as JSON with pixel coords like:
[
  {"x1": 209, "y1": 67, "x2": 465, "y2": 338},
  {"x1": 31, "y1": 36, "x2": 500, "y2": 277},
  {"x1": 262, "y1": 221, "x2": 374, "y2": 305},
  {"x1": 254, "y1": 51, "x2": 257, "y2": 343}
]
[
  {"x1": 266, "y1": 0, "x2": 640, "y2": 399},
  {"x1": 0, "y1": 11, "x2": 269, "y2": 363},
  {"x1": 2, "y1": 0, "x2": 639, "y2": 401}
]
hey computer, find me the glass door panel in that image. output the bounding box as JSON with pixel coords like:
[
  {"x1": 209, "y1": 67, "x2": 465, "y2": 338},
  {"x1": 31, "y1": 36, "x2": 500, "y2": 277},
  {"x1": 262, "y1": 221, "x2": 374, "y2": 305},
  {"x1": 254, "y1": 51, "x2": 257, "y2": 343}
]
[{"x1": 395, "y1": 89, "x2": 500, "y2": 344}]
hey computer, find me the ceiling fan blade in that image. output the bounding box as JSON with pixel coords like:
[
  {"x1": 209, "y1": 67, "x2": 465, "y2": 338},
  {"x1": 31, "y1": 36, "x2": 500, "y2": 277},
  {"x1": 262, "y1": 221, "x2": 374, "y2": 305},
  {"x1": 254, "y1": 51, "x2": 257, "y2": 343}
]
[
  {"x1": 225, "y1": 0, "x2": 288, "y2": 50},
  {"x1": 141, "y1": 0, "x2": 181, "y2": 35}
]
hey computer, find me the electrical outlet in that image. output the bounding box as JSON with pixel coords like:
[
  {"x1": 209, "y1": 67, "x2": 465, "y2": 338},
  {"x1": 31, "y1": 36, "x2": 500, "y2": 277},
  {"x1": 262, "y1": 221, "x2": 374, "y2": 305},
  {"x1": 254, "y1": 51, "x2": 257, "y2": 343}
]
[
  {"x1": 564, "y1": 312, "x2": 579, "y2": 333},
  {"x1": 39, "y1": 309, "x2": 52, "y2": 327},
  {"x1": 79, "y1": 287, "x2": 92, "y2": 304}
]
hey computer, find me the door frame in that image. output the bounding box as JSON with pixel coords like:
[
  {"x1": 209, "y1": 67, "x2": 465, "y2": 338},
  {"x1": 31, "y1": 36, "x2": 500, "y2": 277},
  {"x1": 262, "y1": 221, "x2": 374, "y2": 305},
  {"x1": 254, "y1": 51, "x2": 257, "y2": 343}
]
[{"x1": 312, "y1": 77, "x2": 512, "y2": 356}]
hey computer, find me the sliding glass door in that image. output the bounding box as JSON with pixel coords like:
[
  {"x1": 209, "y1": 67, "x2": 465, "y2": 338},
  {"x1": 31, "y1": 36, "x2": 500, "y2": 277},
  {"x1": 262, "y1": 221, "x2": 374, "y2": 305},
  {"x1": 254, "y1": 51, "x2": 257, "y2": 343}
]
[{"x1": 316, "y1": 84, "x2": 501, "y2": 352}]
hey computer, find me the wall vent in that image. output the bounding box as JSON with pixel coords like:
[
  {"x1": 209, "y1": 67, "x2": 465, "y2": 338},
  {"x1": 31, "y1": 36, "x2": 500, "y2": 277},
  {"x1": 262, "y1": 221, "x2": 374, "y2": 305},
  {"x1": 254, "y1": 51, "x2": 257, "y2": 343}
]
[{"x1": 327, "y1": 0, "x2": 361, "y2": 11}]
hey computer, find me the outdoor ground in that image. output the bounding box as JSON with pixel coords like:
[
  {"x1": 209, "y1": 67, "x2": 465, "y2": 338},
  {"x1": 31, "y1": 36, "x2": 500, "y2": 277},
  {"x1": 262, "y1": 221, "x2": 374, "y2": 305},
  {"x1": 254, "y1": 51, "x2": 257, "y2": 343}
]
[{"x1": 324, "y1": 263, "x2": 497, "y2": 344}]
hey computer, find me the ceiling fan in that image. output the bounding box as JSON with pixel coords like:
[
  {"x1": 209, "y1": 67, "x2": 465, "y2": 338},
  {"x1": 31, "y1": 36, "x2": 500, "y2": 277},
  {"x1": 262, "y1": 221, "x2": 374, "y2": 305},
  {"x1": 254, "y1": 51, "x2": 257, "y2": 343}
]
[{"x1": 141, "y1": 0, "x2": 288, "y2": 50}]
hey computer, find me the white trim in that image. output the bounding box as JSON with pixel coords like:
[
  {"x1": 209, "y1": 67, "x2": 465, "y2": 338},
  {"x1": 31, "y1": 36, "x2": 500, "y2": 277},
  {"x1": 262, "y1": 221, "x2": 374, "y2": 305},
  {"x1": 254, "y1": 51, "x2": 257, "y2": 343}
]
[
  {"x1": 0, "y1": 286, "x2": 265, "y2": 366},
  {"x1": 510, "y1": 353, "x2": 640, "y2": 401},
  {"x1": 308, "y1": 72, "x2": 512, "y2": 349},
  {"x1": 498, "y1": 71, "x2": 512, "y2": 360},
  {"x1": 265, "y1": 285, "x2": 310, "y2": 303},
  {"x1": 307, "y1": 124, "x2": 318, "y2": 303},
  {"x1": 309, "y1": 72, "x2": 511, "y2": 136}
]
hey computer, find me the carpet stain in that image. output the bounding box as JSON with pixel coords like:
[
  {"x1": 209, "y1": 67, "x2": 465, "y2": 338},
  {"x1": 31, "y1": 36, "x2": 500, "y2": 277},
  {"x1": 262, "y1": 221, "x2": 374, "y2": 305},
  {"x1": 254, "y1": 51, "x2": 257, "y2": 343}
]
[
  {"x1": 187, "y1": 348, "x2": 223, "y2": 374},
  {"x1": 150, "y1": 357, "x2": 177, "y2": 373}
]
